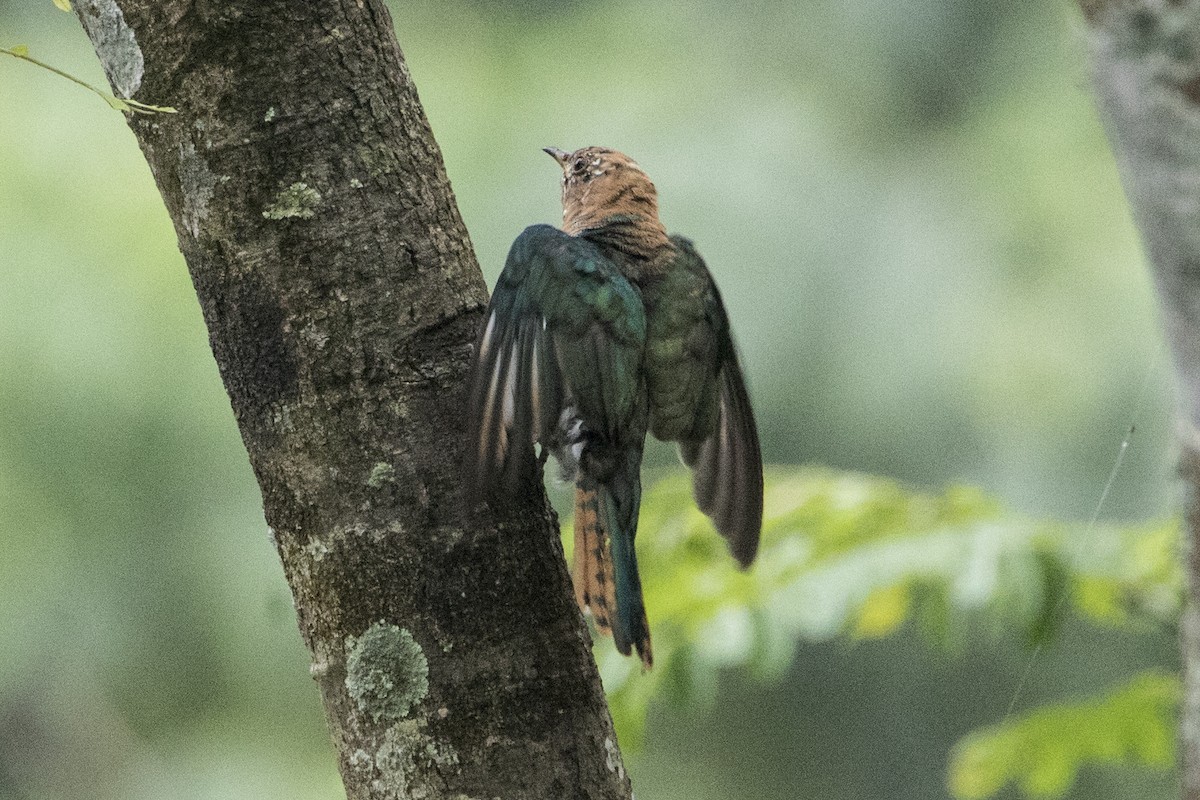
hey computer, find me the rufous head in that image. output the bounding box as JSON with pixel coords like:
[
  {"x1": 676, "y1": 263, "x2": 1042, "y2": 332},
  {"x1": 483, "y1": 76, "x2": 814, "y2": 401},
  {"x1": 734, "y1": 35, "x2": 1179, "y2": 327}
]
[{"x1": 543, "y1": 146, "x2": 662, "y2": 235}]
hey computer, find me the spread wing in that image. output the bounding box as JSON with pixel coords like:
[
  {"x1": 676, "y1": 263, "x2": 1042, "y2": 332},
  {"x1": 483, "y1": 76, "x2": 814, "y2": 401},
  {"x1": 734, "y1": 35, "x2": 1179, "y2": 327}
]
[
  {"x1": 463, "y1": 224, "x2": 646, "y2": 502},
  {"x1": 679, "y1": 337, "x2": 763, "y2": 566},
  {"x1": 667, "y1": 238, "x2": 763, "y2": 567}
]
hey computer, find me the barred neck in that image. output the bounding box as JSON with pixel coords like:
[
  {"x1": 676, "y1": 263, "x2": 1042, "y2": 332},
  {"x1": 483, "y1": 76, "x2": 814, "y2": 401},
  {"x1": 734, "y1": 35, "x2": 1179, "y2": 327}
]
[{"x1": 576, "y1": 214, "x2": 676, "y2": 281}]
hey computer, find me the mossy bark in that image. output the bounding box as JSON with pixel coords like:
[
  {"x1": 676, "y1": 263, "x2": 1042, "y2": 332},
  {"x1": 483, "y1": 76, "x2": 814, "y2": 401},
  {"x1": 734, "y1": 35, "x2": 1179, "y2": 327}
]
[
  {"x1": 73, "y1": 1, "x2": 631, "y2": 797},
  {"x1": 1079, "y1": 2, "x2": 1200, "y2": 796}
]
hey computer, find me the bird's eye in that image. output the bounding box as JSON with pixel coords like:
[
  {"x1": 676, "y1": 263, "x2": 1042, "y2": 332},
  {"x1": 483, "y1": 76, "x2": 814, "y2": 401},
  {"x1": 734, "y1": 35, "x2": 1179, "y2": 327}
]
[{"x1": 572, "y1": 158, "x2": 587, "y2": 173}]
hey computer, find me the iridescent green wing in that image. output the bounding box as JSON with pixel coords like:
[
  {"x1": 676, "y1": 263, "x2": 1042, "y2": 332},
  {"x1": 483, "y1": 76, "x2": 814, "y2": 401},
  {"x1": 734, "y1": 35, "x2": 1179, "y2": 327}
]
[
  {"x1": 646, "y1": 236, "x2": 763, "y2": 566},
  {"x1": 463, "y1": 224, "x2": 646, "y2": 500}
]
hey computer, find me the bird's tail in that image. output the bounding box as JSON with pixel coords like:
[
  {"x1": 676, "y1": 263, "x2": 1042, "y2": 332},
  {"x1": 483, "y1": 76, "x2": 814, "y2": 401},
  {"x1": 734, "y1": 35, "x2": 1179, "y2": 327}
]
[
  {"x1": 572, "y1": 485, "x2": 615, "y2": 635},
  {"x1": 573, "y1": 457, "x2": 651, "y2": 668}
]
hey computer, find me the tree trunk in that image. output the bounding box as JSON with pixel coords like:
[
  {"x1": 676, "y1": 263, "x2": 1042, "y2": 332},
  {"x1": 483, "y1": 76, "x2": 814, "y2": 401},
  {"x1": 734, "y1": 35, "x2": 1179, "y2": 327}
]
[
  {"x1": 1079, "y1": 1, "x2": 1200, "y2": 796},
  {"x1": 72, "y1": 1, "x2": 631, "y2": 797}
]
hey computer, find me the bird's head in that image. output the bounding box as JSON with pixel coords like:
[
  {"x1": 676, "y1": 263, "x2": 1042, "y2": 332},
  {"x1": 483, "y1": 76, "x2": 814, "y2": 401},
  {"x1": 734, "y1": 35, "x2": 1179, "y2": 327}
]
[{"x1": 544, "y1": 146, "x2": 663, "y2": 235}]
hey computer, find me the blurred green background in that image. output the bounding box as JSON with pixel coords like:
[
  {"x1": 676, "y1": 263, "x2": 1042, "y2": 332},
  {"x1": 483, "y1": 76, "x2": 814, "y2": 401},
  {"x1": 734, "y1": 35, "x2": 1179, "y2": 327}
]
[{"x1": 0, "y1": 1, "x2": 1181, "y2": 798}]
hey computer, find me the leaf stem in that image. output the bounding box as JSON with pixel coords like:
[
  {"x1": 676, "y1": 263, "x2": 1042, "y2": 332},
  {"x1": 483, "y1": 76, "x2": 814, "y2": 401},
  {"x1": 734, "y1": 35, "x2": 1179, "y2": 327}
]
[{"x1": 1, "y1": 45, "x2": 176, "y2": 114}]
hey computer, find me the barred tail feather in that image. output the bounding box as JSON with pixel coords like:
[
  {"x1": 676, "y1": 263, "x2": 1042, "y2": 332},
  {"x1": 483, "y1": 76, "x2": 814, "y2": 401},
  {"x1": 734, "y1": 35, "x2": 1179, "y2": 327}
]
[
  {"x1": 573, "y1": 485, "x2": 614, "y2": 635},
  {"x1": 573, "y1": 473, "x2": 653, "y2": 669}
]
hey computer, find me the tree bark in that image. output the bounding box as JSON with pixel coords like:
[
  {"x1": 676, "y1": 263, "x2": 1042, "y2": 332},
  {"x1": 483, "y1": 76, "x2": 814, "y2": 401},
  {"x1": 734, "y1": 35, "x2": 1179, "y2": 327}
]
[
  {"x1": 71, "y1": 1, "x2": 631, "y2": 797},
  {"x1": 1079, "y1": 2, "x2": 1200, "y2": 797}
]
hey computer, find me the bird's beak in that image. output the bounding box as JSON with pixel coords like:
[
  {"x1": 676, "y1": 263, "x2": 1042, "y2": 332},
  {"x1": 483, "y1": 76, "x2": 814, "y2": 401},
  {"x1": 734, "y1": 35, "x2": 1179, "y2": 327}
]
[{"x1": 543, "y1": 147, "x2": 571, "y2": 168}]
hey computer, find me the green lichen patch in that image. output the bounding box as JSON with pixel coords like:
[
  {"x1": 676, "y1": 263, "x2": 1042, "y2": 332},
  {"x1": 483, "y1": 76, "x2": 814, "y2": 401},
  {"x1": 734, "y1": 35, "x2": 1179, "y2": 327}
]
[
  {"x1": 368, "y1": 462, "x2": 396, "y2": 488},
  {"x1": 302, "y1": 537, "x2": 330, "y2": 562},
  {"x1": 377, "y1": 721, "x2": 459, "y2": 779},
  {"x1": 345, "y1": 720, "x2": 460, "y2": 797},
  {"x1": 262, "y1": 182, "x2": 321, "y2": 220},
  {"x1": 345, "y1": 622, "x2": 429, "y2": 723}
]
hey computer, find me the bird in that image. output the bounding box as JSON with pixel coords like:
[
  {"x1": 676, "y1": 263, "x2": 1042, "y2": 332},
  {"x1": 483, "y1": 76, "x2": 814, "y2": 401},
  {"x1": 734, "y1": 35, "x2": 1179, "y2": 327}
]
[{"x1": 463, "y1": 146, "x2": 763, "y2": 668}]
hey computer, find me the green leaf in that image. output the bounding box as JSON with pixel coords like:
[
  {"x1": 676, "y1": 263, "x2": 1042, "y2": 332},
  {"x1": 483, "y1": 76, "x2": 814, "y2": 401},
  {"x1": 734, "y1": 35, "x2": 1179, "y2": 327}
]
[
  {"x1": 948, "y1": 671, "x2": 1179, "y2": 799},
  {"x1": 563, "y1": 468, "x2": 1182, "y2": 752},
  {"x1": 852, "y1": 581, "x2": 911, "y2": 638},
  {"x1": 52, "y1": 0, "x2": 72, "y2": 11}
]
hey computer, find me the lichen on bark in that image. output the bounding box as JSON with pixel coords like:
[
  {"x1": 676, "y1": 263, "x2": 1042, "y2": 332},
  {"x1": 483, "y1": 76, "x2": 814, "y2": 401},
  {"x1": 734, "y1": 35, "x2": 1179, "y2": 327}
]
[
  {"x1": 75, "y1": 0, "x2": 144, "y2": 98},
  {"x1": 262, "y1": 182, "x2": 321, "y2": 220},
  {"x1": 346, "y1": 622, "x2": 430, "y2": 723}
]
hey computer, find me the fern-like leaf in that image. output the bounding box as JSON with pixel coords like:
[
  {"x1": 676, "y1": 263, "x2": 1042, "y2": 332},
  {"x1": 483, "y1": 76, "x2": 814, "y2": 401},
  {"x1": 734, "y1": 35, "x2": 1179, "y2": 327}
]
[
  {"x1": 562, "y1": 468, "x2": 1181, "y2": 750},
  {"x1": 948, "y1": 671, "x2": 1179, "y2": 799}
]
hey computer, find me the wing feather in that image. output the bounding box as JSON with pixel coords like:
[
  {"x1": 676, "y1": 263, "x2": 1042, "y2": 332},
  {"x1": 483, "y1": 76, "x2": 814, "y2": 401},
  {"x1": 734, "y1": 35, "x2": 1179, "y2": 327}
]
[
  {"x1": 463, "y1": 225, "x2": 645, "y2": 503},
  {"x1": 658, "y1": 238, "x2": 763, "y2": 567},
  {"x1": 681, "y1": 349, "x2": 763, "y2": 566}
]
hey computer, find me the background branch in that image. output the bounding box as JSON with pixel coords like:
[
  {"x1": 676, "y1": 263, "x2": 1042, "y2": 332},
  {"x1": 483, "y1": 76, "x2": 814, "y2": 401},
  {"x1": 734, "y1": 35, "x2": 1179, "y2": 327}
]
[{"x1": 1079, "y1": 2, "x2": 1200, "y2": 796}]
